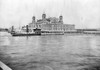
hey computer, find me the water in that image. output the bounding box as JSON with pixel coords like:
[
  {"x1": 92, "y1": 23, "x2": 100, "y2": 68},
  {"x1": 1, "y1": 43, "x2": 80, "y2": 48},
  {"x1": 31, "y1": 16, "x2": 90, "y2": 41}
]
[{"x1": 0, "y1": 32, "x2": 100, "y2": 70}]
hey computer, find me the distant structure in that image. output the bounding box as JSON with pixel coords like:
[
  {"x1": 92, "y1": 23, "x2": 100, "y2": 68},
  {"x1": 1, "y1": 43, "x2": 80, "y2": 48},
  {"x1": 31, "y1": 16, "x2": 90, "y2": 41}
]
[{"x1": 22, "y1": 13, "x2": 75, "y2": 33}]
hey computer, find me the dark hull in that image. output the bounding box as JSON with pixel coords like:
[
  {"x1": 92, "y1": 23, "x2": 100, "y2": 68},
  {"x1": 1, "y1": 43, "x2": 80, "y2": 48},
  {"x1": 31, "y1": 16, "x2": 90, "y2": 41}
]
[{"x1": 11, "y1": 33, "x2": 41, "y2": 36}]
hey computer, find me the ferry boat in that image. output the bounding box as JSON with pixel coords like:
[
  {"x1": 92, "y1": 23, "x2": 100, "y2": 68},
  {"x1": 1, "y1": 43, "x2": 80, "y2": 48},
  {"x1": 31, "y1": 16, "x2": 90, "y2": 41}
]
[
  {"x1": 10, "y1": 26, "x2": 41, "y2": 36},
  {"x1": 11, "y1": 29, "x2": 41, "y2": 36}
]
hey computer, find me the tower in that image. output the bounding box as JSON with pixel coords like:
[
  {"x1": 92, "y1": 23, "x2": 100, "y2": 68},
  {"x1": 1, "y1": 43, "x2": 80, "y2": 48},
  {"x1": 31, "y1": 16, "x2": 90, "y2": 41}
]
[
  {"x1": 32, "y1": 16, "x2": 35, "y2": 23},
  {"x1": 59, "y1": 15, "x2": 63, "y2": 22},
  {"x1": 42, "y1": 13, "x2": 46, "y2": 20}
]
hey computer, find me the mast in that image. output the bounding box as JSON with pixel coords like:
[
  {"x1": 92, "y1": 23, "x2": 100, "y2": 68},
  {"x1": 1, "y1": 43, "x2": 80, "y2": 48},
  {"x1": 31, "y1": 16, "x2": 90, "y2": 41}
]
[
  {"x1": 11, "y1": 26, "x2": 14, "y2": 32},
  {"x1": 26, "y1": 25, "x2": 29, "y2": 33}
]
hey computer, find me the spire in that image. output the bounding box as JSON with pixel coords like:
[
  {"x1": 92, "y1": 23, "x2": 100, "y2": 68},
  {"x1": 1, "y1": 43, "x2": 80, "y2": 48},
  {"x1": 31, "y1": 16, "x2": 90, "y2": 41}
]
[
  {"x1": 32, "y1": 16, "x2": 35, "y2": 23},
  {"x1": 59, "y1": 15, "x2": 63, "y2": 22},
  {"x1": 42, "y1": 12, "x2": 46, "y2": 20}
]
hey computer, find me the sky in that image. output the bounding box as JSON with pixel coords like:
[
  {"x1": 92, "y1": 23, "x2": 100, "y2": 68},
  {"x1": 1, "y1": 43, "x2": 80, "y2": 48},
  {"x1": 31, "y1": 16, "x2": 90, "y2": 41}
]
[{"x1": 0, "y1": 0, "x2": 100, "y2": 29}]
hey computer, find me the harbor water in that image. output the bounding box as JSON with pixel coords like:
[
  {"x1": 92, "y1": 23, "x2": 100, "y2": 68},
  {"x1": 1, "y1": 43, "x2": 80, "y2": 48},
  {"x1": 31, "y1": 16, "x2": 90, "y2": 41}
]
[{"x1": 0, "y1": 32, "x2": 100, "y2": 70}]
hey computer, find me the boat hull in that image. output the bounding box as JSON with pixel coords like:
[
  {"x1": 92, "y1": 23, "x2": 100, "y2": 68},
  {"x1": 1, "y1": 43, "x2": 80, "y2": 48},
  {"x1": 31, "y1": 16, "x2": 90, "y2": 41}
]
[{"x1": 11, "y1": 33, "x2": 41, "y2": 36}]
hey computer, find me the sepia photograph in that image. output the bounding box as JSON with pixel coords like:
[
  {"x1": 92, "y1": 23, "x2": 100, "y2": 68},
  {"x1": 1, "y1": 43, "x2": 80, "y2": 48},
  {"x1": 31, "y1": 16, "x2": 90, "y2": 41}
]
[{"x1": 0, "y1": 0, "x2": 100, "y2": 70}]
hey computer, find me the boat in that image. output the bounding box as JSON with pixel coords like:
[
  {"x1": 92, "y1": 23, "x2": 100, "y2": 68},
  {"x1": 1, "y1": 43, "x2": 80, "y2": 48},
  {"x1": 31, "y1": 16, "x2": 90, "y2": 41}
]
[
  {"x1": 11, "y1": 32, "x2": 41, "y2": 36},
  {"x1": 10, "y1": 25, "x2": 41, "y2": 36},
  {"x1": 11, "y1": 29, "x2": 41, "y2": 36}
]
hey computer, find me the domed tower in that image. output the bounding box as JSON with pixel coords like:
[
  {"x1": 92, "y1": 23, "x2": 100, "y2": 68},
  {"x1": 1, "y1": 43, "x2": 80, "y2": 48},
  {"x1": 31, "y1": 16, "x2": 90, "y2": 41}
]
[
  {"x1": 32, "y1": 16, "x2": 35, "y2": 23},
  {"x1": 42, "y1": 13, "x2": 46, "y2": 20},
  {"x1": 59, "y1": 15, "x2": 63, "y2": 23}
]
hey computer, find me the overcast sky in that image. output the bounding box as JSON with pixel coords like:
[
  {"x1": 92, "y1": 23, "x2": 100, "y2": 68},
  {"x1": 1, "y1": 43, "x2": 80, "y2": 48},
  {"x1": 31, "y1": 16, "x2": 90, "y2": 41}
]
[{"x1": 0, "y1": 0, "x2": 100, "y2": 28}]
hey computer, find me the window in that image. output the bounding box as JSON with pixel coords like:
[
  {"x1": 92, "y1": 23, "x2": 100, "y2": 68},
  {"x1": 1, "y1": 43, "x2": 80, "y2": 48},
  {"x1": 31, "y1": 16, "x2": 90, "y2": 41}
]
[{"x1": 39, "y1": 25, "x2": 41, "y2": 27}]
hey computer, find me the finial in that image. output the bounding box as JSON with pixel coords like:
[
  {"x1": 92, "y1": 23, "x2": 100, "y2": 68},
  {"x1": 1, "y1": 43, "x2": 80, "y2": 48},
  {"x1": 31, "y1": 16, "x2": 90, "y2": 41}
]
[
  {"x1": 43, "y1": 9, "x2": 46, "y2": 14},
  {"x1": 43, "y1": 11, "x2": 46, "y2": 15}
]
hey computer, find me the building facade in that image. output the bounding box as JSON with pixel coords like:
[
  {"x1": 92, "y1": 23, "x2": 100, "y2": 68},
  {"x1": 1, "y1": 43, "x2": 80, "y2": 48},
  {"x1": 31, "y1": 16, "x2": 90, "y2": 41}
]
[{"x1": 27, "y1": 13, "x2": 75, "y2": 32}]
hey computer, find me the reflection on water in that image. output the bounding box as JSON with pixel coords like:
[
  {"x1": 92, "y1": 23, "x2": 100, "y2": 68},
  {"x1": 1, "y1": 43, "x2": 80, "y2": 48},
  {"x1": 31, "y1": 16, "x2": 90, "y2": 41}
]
[{"x1": 0, "y1": 33, "x2": 100, "y2": 70}]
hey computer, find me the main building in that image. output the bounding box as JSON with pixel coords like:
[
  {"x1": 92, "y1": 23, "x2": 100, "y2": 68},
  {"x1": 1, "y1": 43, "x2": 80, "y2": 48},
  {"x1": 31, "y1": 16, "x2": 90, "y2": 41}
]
[{"x1": 22, "y1": 13, "x2": 75, "y2": 33}]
